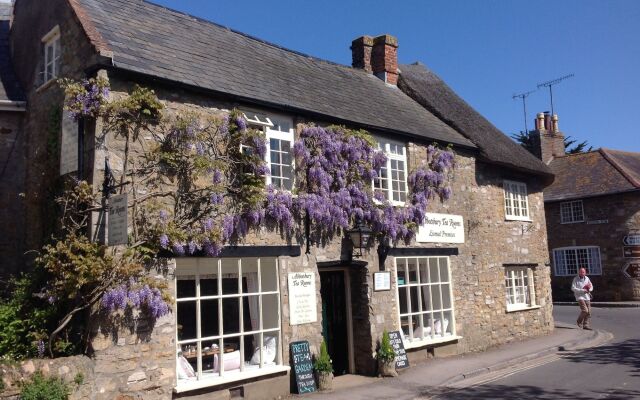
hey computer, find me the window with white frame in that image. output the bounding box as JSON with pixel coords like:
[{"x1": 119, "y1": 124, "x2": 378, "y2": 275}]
[
  {"x1": 266, "y1": 117, "x2": 294, "y2": 191},
  {"x1": 560, "y1": 200, "x2": 584, "y2": 224},
  {"x1": 503, "y1": 180, "x2": 530, "y2": 221},
  {"x1": 41, "y1": 26, "x2": 61, "y2": 86},
  {"x1": 396, "y1": 257, "x2": 456, "y2": 347},
  {"x1": 244, "y1": 112, "x2": 294, "y2": 191},
  {"x1": 552, "y1": 246, "x2": 602, "y2": 276},
  {"x1": 374, "y1": 139, "x2": 408, "y2": 204},
  {"x1": 175, "y1": 258, "x2": 283, "y2": 388},
  {"x1": 504, "y1": 266, "x2": 537, "y2": 311}
]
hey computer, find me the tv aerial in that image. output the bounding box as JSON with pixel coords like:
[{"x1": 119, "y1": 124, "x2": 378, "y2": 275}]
[
  {"x1": 512, "y1": 90, "x2": 536, "y2": 134},
  {"x1": 537, "y1": 74, "x2": 574, "y2": 116}
]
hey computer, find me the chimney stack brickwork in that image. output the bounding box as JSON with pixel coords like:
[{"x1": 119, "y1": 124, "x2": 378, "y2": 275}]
[
  {"x1": 532, "y1": 112, "x2": 565, "y2": 164},
  {"x1": 352, "y1": 34, "x2": 399, "y2": 85}
]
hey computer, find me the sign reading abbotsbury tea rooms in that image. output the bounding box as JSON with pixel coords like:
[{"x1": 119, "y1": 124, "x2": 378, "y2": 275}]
[
  {"x1": 288, "y1": 272, "x2": 317, "y2": 325},
  {"x1": 108, "y1": 193, "x2": 128, "y2": 246},
  {"x1": 416, "y1": 213, "x2": 465, "y2": 244}
]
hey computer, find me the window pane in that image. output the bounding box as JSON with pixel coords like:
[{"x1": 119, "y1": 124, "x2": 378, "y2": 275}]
[
  {"x1": 178, "y1": 343, "x2": 199, "y2": 379},
  {"x1": 262, "y1": 293, "x2": 280, "y2": 330},
  {"x1": 177, "y1": 301, "x2": 197, "y2": 341},
  {"x1": 400, "y1": 316, "x2": 410, "y2": 339},
  {"x1": 201, "y1": 277, "x2": 218, "y2": 296},
  {"x1": 410, "y1": 286, "x2": 420, "y2": 313},
  {"x1": 408, "y1": 260, "x2": 418, "y2": 283},
  {"x1": 421, "y1": 313, "x2": 433, "y2": 338},
  {"x1": 223, "y1": 298, "x2": 240, "y2": 334},
  {"x1": 201, "y1": 299, "x2": 219, "y2": 338},
  {"x1": 431, "y1": 285, "x2": 442, "y2": 311},
  {"x1": 441, "y1": 310, "x2": 453, "y2": 336},
  {"x1": 260, "y1": 259, "x2": 278, "y2": 292},
  {"x1": 398, "y1": 286, "x2": 408, "y2": 314},
  {"x1": 441, "y1": 284, "x2": 451, "y2": 309},
  {"x1": 177, "y1": 279, "x2": 196, "y2": 298},
  {"x1": 245, "y1": 294, "x2": 260, "y2": 332},
  {"x1": 439, "y1": 258, "x2": 449, "y2": 282},
  {"x1": 429, "y1": 258, "x2": 439, "y2": 283},
  {"x1": 221, "y1": 259, "x2": 239, "y2": 294},
  {"x1": 420, "y1": 285, "x2": 432, "y2": 312}
]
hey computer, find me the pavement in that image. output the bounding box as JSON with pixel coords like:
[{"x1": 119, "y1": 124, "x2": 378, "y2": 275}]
[
  {"x1": 553, "y1": 301, "x2": 640, "y2": 308},
  {"x1": 300, "y1": 321, "x2": 613, "y2": 400}
]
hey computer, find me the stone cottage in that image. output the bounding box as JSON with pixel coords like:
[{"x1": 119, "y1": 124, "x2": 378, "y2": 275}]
[
  {"x1": 1, "y1": 0, "x2": 556, "y2": 398},
  {"x1": 531, "y1": 112, "x2": 640, "y2": 301}
]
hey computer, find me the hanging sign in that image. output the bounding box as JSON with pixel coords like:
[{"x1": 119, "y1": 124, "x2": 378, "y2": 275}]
[
  {"x1": 108, "y1": 193, "x2": 128, "y2": 246},
  {"x1": 623, "y1": 235, "x2": 640, "y2": 246},
  {"x1": 374, "y1": 272, "x2": 391, "y2": 291},
  {"x1": 60, "y1": 110, "x2": 78, "y2": 175},
  {"x1": 290, "y1": 341, "x2": 316, "y2": 394},
  {"x1": 388, "y1": 330, "x2": 409, "y2": 369},
  {"x1": 416, "y1": 213, "x2": 465, "y2": 244},
  {"x1": 288, "y1": 272, "x2": 317, "y2": 325}
]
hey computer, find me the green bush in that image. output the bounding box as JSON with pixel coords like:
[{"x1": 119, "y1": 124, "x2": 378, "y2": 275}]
[
  {"x1": 20, "y1": 373, "x2": 69, "y2": 400},
  {"x1": 313, "y1": 340, "x2": 333, "y2": 374},
  {"x1": 376, "y1": 330, "x2": 396, "y2": 363}
]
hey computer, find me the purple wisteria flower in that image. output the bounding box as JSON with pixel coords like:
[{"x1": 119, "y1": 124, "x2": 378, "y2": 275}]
[
  {"x1": 159, "y1": 234, "x2": 169, "y2": 249},
  {"x1": 37, "y1": 340, "x2": 45, "y2": 358}
]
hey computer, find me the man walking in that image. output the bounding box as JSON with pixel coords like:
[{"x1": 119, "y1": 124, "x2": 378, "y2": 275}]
[{"x1": 571, "y1": 267, "x2": 593, "y2": 330}]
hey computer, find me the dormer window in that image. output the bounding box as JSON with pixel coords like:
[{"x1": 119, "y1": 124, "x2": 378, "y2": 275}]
[
  {"x1": 41, "y1": 26, "x2": 61, "y2": 86},
  {"x1": 374, "y1": 138, "x2": 407, "y2": 205}
]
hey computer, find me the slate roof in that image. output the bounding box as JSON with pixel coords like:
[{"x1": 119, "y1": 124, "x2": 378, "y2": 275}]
[
  {"x1": 0, "y1": 2, "x2": 25, "y2": 102},
  {"x1": 398, "y1": 62, "x2": 553, "y2": 179},
  {"x1": 67, "y1": 0, "x2": 475, "y2": 149},
  {"x1": 544, "y1": 149, "x2": 640, "y2": 202}
]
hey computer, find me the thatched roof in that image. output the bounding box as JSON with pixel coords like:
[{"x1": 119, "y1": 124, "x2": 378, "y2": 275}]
[{"x1": 398, "y1": 62, "x2": 553, "y2": 180}]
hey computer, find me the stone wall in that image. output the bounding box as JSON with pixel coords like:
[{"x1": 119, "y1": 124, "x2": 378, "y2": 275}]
[
  {"x1": 0, "y1": 110, "x2": 25, "y2": 277},
  {"x1": 546, "y1": 191, "x2": 640, "y2": 301}
]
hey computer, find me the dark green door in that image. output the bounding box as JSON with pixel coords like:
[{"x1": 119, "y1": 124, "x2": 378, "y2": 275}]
[{"x1": 320, "y1": 270, "x2": 349, "y2": 376}]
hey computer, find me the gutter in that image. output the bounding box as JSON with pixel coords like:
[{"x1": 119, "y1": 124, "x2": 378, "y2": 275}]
[{"x1": 0, "y1": 100, "x2": 26, "y2": 112}]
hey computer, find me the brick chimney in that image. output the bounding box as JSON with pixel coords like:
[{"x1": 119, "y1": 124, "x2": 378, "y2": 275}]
[
  {"x1": 351, "y1": 34, "x2": 399, "y2": 85},
  {"x1": 531, "y1": 111, "x2": 565, "y2": 164}
]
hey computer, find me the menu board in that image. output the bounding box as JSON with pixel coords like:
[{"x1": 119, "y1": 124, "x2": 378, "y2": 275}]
[
  {"x1": 388, "y1": 330, "x2": 409, "y2": 369},
  {"x1": 290, "y1": 341, "x2": 316, "y2": 394}
]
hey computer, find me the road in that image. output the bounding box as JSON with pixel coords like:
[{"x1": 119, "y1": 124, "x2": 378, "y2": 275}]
[{"x1": 429, "y1": 305, "x2": 640, "y2": 399}]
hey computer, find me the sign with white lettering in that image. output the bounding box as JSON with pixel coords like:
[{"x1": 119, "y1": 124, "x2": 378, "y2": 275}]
[
  {"x1": 288, "y1": 272, "x2": 317, "y2": 325},
  {"x1": 388, "y1": 330, "x2": 409, "y2": 369},
  {"x1": 60, "y1": 110, "x2": 78, "y2": 176},
  {"x1": 108, "y1": 194, "x2": 128, "y2": 246},
  {"x1": 374, "y1": 272, "x2": 391, "y2": 291},
  {"x1": 623, "y1": 246, "x2": 640, "y2": 258},
  {"x1": 623, "y1": 234, "x2": 640, "y2": 246},
  {"x1": 290, "y1": 340, "x2": 316, "y2": 394},
  {"x1": 416, "y1": 213, "x2": 465, "y2": 244}
]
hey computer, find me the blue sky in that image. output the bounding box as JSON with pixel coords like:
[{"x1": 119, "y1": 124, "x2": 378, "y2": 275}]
[{"x1": 152, "y1": 0, "x2": 640, "y2": 152}]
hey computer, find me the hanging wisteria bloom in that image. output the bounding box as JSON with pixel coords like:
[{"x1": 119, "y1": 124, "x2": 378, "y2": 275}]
[{"x1": 101, "y1": 281, "x2": 170, "y2": 320}]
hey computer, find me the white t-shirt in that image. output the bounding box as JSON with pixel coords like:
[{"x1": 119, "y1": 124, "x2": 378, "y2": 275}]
[{"x1": 571, "y1": 275, "x2": 593, "y2": 301}]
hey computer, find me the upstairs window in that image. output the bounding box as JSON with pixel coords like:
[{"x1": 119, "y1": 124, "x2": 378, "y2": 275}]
[
  {"x1": 41, "y1": 26, "x2": 61, "y2": 86},
  {"x1": 503, "y1": 180, "x2": 530, "y2": 221},
  {"x1": 244, "y1": 113, "x2": 294, "y2": 191},
  {"x1": 560, "y1": 200, "x2": 584, "y2": 224},
  {"x1": 552, "y1": 246, "x2": 602, "y2": 276},
  {"x1": 266, "y1": 117, "x2": 294, "y2": 191},
  {"x1": 374, "y1": 138, "x2": 407, "y2": 204}
]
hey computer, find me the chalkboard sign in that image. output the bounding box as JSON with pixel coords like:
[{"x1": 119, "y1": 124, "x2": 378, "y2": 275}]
[
  {"x1": 388, "y1": 330, "x2": 409, "y2": 369},
  {"x1": 290, "y1": 340, "x2": 316, "y2": 394}
]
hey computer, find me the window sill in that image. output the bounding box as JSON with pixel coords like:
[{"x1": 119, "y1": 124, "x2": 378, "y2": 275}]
[
  {"x1": 403, "y1": 334, "x2": 462, "y2": 350},
  {"x1": 505, "y1": 217, "x2": 532, "y2": 223},
  {"x1": 174, "y1": 365, "x2": 290, "y2": 393},
  {"x1": 560, "y1": 220, "x2": 585, "y2": 225},
  {"x1": 36, "y1": 78, "x2": 58, "y2": 93},
  {"x1": 506, "y1": 304, "x2": 540, "y2": 313}
]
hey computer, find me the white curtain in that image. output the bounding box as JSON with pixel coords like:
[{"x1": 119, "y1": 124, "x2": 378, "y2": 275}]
[{"x1": 245, "y1": 272, "x2": 260, "y2": 344}]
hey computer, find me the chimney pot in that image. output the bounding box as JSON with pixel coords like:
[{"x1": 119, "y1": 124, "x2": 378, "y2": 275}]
[
  {"x1": 536, "y1": 112, "x2": 545, "y2": 131},
  {"x1": 552, "y1": 114, "x2": 559, "y2": 133}
]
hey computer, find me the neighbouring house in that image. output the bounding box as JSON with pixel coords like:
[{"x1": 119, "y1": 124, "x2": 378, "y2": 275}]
[
  {"x1": 1, "y1": 0, "x2": 556, "y2": 398},
  {"x1": 531, "y1": 112, "x2": 640, "y2": 301}
]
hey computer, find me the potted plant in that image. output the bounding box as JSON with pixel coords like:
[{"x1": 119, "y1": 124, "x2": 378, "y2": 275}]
[
  {"x1": 314, "y1": 340, "x2": 333, "y2": 391},
  {"x1": 376, "y1": 330, "x2": 397, "y2": 377}
]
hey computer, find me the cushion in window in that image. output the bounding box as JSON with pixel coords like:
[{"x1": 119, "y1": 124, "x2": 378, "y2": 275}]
[{"x1": 250, "y1": 336, "x2": 277, "y2": 365}]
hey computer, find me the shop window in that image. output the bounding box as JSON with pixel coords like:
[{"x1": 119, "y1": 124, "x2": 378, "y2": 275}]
[
  {"x1": 503, "y1": 180, "x2": 530, "y2": 221},
  {"x1": 374, "y1": 138, "x2": 407, "y2": 205},
  {"x1": 552, "y1": 246, "x2": 602, "y2": 277},
  {"x1": 504, "y1": 266, "x2": 537, "y2": 312},
  {"x1": 175, "y1": 258, "x2": 283, "y2": 389},
  {"x1": 396, "y1": 256, "x2": 456, "y2": 348},
  {"x1": 560, "y1": 200, "x2": 584, "y2": 224},
  {"x1": 40, "y1": 26, "x2": 61, "y2": 87}
]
